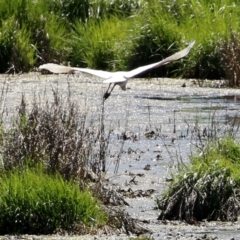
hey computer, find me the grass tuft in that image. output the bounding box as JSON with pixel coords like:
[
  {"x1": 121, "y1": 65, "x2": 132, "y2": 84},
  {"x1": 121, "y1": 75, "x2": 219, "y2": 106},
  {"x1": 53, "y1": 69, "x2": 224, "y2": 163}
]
[
  {"x1": 157, "y1": 136, "x2": 240, "y2": 222},
  {"x1": 70, "y1": 17, "x2": 132, "y2": 70},
  {"x1": 0, "y1": 167, "x2": 107, "y2": 234}
]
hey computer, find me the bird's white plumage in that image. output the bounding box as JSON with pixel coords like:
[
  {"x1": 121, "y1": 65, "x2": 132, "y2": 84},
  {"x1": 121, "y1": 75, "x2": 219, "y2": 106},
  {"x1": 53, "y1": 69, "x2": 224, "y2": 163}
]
[
  {"x1": 39, "y1": 41, "x2": 195, "y2": 99},
  {"x1": 39, "y1": 64, "x2": 113, "y2": 79},
  {"x1": 102, "y1": 72, "x2": 127, "y2": 83},
  {"x1": 71, "y1": 67, "x2": 113, "y2": 79},
  {"x1": 124, "y1": 40, "x2": 195, "y2": 78}
]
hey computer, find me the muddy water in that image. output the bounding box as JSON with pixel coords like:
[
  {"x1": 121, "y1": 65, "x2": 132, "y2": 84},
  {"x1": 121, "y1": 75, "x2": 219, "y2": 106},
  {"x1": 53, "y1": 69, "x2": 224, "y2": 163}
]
[{"x1": 1, "y1": 74, "x2": 240, "y2": 239}]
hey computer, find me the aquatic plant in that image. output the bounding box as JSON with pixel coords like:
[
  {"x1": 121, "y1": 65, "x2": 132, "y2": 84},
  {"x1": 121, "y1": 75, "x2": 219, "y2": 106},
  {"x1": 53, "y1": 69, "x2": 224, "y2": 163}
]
[{"x1": 157, "y1": 136, "x2": 240, "y2": 222}]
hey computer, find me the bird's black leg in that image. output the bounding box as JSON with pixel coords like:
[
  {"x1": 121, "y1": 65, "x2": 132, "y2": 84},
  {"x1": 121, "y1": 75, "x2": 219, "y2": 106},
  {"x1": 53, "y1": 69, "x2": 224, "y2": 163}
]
[
  {"x1": 103, "y1": 83, "x2": 116, "y2": 100},
  {"x1": 103, "y1": 84, "x2": 112, "y2": 100}
]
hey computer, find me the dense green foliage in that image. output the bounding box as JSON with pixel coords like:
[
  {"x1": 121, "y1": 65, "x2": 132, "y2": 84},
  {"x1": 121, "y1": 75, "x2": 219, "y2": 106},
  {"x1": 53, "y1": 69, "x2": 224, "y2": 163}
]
[
  {"x1": 0, "y1": 0, "x2": 240, "y2": 83},
  {"x1": 0, "y1": 167, "x2": 106, "y2": 234},
  {"x1": 158, "y1": 136, "x2": 240, "y2": 221}
]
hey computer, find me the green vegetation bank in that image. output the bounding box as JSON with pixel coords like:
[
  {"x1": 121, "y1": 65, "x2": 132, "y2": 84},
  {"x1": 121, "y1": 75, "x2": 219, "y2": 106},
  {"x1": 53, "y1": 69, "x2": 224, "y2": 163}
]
[{"x1": 1, "y1": 0, "x2": 240, "y2": 86}]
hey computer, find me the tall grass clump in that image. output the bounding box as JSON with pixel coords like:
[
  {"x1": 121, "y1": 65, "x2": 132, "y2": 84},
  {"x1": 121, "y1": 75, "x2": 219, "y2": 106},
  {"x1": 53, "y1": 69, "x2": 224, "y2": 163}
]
[
  {"x1": 0, "y1": 18, "x2": 36, "y2": 73},
  {"x1": 220, "y1": 30, "x2": 240, "y2": 87},
  {"x1": 0, "y1": 0, "x2": 69, "y2": 71},
  {"x1": 38, "y1": 15, "x2": 69, "y2": 64},
  {"x1": 70, "y1": 17, "x2": 133, "y2": 70},
  {"x1": 125, "y1": 12, "x2": 185, "y2": 77},
  {"x1": 160, "y1": 0, "x2": 239, "y2": 79},
  {"x1": 1, "y1": 89, "x2": 108, "y2": 180},
  {"x1": 189, "y1": 38, "x2": 225, "y2": 80},
  {"x1": 0, "y1": 167, "x2": 106, "y2": 234},
  {"x1": 45, "y1": 0, "x2": 90, "y2": 23},
  {"x1": 70, "y1": 11, "x2": 190, "y2": 77},
  {"x1": 157, "y1": 136, "x2": 240, "y2": 222}
]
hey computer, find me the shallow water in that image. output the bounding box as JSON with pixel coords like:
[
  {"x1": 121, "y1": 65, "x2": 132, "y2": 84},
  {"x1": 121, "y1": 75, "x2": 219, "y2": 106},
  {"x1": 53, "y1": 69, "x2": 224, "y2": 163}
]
[
  {"x1": 2, "y1": 74, "x2": 240, "y2": 177},
  {"x1": 1, "y1": 74, "x2": 240, "y2": 239}
]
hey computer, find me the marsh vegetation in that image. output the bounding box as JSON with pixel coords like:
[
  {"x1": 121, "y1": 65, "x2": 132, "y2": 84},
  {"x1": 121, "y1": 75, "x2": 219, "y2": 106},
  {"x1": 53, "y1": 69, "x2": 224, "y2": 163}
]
[
  {"x1": 0, "y1": 80, "x2": 148, "y2": 235},
  {"x1": 0, "y1": 168, "x2": 107, "y2": 234},
  {"x1": 0, "y1": 75, "x2": 239, "y2": 237},
  {"x1": 0, "y1": 87, "x2": 110, "y2": 234},
  {"x1": 0, "y1": 0, "x2": 240, "y2": 86},
  {"x1": 158, "y1": 136, "x2": 240, "y2": 222},
  {"x1": 1, "y1": 0, "x2": 240, "y2": 237}
]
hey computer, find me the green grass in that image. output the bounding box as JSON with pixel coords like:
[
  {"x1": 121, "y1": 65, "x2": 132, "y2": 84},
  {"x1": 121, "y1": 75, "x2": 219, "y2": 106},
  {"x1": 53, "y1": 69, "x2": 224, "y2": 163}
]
[
  {"x1": 158, "y1": 136, "x2": 240, "y2": 221},
  {"x1": 0, "y1": 167, "x2": 107, "y2": 234},
  {"x1": 175, "y1": 0, "x2": 238, "y2": 79},
  {"x1": 191, "y1": 136, "x2": 240, "y2": 180},
  {"x1": 124, "y1": 10, "x2": 184, "y2": 77},
  {"x1": 70, "y1": 12, "x2": 186, "y2": 77},
  {"x1": 0, "y1": 0, "x2": 240, "y2": 82},
  {"x1": 70, "y1": 16, "x2": 132, "y2": 70}
]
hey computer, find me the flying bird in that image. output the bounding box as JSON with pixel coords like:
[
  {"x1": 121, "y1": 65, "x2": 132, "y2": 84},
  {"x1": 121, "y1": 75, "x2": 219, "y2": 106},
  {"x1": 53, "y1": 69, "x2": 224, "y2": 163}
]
[{"x1": 39, "y1": 41, "x2": 195, "y2": 100}]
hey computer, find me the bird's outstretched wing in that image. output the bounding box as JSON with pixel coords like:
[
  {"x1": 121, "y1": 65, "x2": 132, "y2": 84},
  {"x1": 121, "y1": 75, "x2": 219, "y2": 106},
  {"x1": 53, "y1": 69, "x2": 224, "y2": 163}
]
[
  {"x1": 39, "y1": 40, "x2": 195, "y2": 80},
  {"x1": 124, "y1": 40, "x2": 195, "y2": 78},
  {"x1": 39, "y1": 64, "x2": 74, "y2": 73},
  {"x1": 39, "y1": 63, "x2": 113, "y2": 79}
]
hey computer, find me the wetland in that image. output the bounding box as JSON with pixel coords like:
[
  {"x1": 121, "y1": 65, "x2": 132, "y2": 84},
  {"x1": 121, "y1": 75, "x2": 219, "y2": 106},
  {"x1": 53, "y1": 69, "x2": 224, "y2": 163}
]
[{"x1": 1, "y1": 74, "x2": 240, "y2": 239}]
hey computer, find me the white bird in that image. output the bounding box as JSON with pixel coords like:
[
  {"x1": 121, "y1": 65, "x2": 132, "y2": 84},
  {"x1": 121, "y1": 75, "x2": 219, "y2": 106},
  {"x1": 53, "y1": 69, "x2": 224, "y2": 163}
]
[{"x1": 39, "y1": 41, "x2": 195, "y2": 100}]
